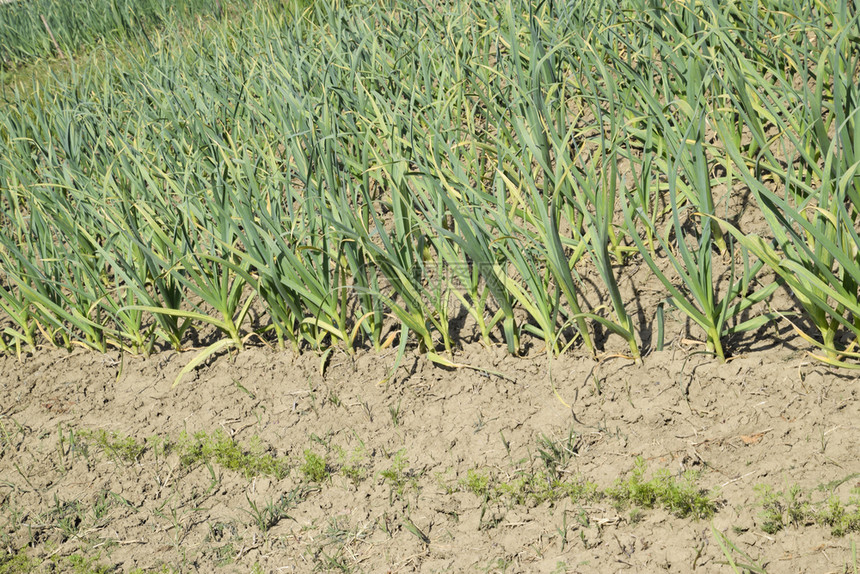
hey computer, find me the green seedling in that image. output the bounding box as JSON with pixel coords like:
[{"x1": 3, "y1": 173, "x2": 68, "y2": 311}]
[
  {"x1": 245, "y1": 491, "x2": 301, "y2": 533},
  {"x1": 48, "y1": 494, "x2": 84, "y2": 541},
  {"x1": 388, "y1": 400, "x2": 402, "y2": 428},
  {"x1": 403, "y1": 517, "x2": 430, "y2": 545},
  {"x1": 536, "y1": 429, "x2": 579, "y2": 479}
]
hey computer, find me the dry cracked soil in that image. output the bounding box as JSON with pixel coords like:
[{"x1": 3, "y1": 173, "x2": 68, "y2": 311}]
[{"x1": 1, "y1": 334, "x2": 859, "y2": 573}]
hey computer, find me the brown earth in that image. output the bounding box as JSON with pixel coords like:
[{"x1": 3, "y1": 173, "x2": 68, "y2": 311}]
[{"x1": 0, "y1": 332, "x2": 858, "y2": 573}]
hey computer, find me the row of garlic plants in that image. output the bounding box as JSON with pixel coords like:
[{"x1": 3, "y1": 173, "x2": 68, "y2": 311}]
[
  {"x1": 0, "y1": 0, "x2": 858, "y2": 370},
  {"x1": 0, "y1": 0, "x2": 239, "y2": 68}
]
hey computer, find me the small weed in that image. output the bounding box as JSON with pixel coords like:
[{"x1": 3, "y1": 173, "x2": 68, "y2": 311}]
[
  {"x1": 73, "y1": 428, "x2": 289, "y2": 479},
  {"x1": 233, "y1": 378, "x2": 256, "y2": 399},
  {"x1": 0, "y1": 552, "x2": 35, "y2": 574},
  {"x1": 536, "y1": 429, "x2": 579, "y2": 479},
  {"x1": 785, "y1": 485, "x2": 812, "y2": 527},
  {"x1": 557, "y1": 512, "x2": 569, "y2": 550},
  {"x1": 477, "y1": 504, "x2": 504, "y2": 531},
  {"x1": 178, "y1": 430, "x2": 289, "y2": 479},
  {"x1": 212, "y1": 542, "x2": 236, "y2": 566},
  {"x1": 608, "y1": 457, "x2": 716, "y2": 519},
  {"x1": 307, "y1": 382, "x2": 319, "y2": 416},
  {"x1": 380, "y1": 449, "x2": 417, "y2": 502},
  {"x1": 499, "y1": 431, "x2": 511, "y2": 458},
  {"x1": 43, "y1": 553, "x2": 113, "y2": 574},
  {"x1": 308, "y1": 516, "x2": 371, "y2": 571},
  {"x1": 755, "y1": 485, "x2": 785, "y2": 534},
  {"x1": 65, "y1": 554, "x2": 112, "y2": 574},
  {"x1": 816, "y1": 491, "x2": 860, "y2": 536},
  {"x1": 434, "y1": 468, "x2": 458, "y2": 495},
  {"x1": 207, "y1": 521, "x2": 239, "y2": 542},
  {"x1": 83, "y1": 429, "x2": 145, "y2": 463},
  {"x1": 246, "y1": 485, "x2": 313, "y2": 533},
  {"x1": 57, "y1": 424, "x2": 90, "y2": 472},
  {"x1": 340, "y1": 443, "x2": 367, "y2": 487},
  {"x1": 579, "y1": 530, "x2": 590, "y2": 550},
  {"x1": 339, "y1": 441, "x2": 369, "y2": 487},
  {"x1": 0, "y1": 420, "x2": 17, "y2": 453},
  {"x1": 460, "y1": 467, "x2": 599, "y2": 507},
  {"x1": 461, "y1": 455, "x2": 713, "y2": 522},
  {"x1": 91, "y1": 490, "x2": 114, "y2": 523},
  {"x1": 153, "y1": 499, "x2": 195, "y2": 546},
  {"x1": 125, "y1": 564, "x2": 177, "y2": 573},
  {"x1": 301, "y1": 450, "x2": 330, "y2": 483},
  {"x1": 107, "y1": 491, "x2": 137, "y2": 514},
  {"x1": 576, "y1": 508, "x2": 590, "y2": 528},
  {"x1": 480, "y1": 558, "x2": 512, "y2": 573},
  {"x1": 246, "y1": 494, "x2": 273, "y2": 532},
  {"x1": 461, "y1": 469, "x2": 491, "y2": 498},
  {"x1": 499, "y1": 473, "x2": 598, "y2": 507},
  {"x1": 341, "y1": 463, "x2": 367, "y2": 487},
  {"x1": 753, "y1": 484, "x2": 860, "y2": 536},
  {"x1": 711, "y1": 525, "x2": 767, "y2": 573},
  {"x1": 388, "y1": 400, "x2": 402, "y2": 428},
  {"x1": 146, "y1": 435, "x2": 173, "y2": 461},
  {"x1": 403, "y1": 517, "x2": 430, "y2": 545},
  {"x1": 48, "y1": 494, "x2": 85, "y2": 540},
  {"x1": 309, "y1": 432, "x2": 333, "y2": 450}
]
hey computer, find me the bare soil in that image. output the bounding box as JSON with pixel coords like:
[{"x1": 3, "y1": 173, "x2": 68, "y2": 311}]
[{"x1": 0, "y1": 334, "x2": 858, "y2": 573}]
